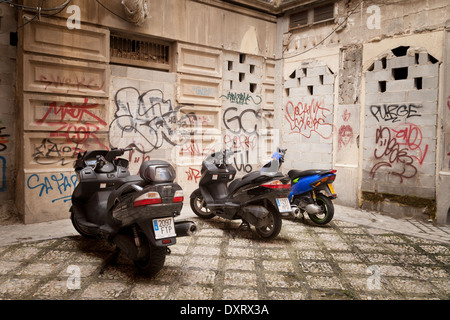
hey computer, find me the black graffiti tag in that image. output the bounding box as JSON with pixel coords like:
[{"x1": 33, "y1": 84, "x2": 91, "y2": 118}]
[
  {"x1": 109, "y1": 87, "x2": 191, "y2": 154},
  {"x1": 223, "y1": 107, "x2": 272, "y2": 135},
  {"x1": 370, "y1": 104, "x2": 422, "y2": 123}
]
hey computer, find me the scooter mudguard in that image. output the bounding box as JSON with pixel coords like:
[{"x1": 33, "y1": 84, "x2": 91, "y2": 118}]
[{"x1": 190, "y1": 188, "x2": 202, "y2": 199}]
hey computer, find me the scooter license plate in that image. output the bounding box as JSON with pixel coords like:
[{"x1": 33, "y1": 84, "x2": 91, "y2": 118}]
[
  {"x1": 328, "y1": 184, "x2": 336, "y2": 195},
  {"x1": 153, "y1": 217, "x2": 176, "y2": 240},
  {"x1": 276, "y1": 198, "x2": 291, "y2": 213}
]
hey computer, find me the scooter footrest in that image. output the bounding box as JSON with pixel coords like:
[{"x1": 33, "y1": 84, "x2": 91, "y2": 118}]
[{"x1": 224, "y1": 202, "x2": 240, "y2": 208}]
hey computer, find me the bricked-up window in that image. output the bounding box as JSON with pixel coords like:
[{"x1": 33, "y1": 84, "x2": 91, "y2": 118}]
[{"x1": 110, "y1": 34, "x2": 170, "y2": 70}]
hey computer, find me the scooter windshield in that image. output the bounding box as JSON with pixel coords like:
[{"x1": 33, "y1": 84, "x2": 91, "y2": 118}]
[
  {"x1": 260, "y1": 150, "x2": 283, "y2": 173},
  {"x1": 261, "y1": 158, "x2": 280, "y2": 173}
]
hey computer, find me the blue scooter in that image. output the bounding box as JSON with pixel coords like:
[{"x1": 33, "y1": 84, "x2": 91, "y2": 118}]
[{"x1": 262, "y1": 148, "x2": 337, "y2": 225}]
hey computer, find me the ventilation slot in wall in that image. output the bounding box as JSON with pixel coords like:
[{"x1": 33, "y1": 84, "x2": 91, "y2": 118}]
[
  {"x1": 110, "y1": 34, "x2": 170, "y2": 70},
  {"x1": 392, "y1": 67, "x2": 408, "y2": 80}
]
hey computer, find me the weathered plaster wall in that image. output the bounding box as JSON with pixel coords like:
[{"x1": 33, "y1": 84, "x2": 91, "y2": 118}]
[
  {"x1": 278, "y1": 0, "x2": 449, "y2": 222},
  {"x1": 0, "y1": 4, "x2": 17, "y2": 221},
  {"x1": 15, "y1": 1, "x2": 278, "y2": 223}
]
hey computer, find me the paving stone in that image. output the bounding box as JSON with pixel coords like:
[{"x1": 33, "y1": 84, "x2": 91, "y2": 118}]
[{"x1": 0, "y1": 208, "x2": 449, "y2": 301}]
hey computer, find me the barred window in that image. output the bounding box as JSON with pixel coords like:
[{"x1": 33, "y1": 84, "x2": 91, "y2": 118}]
[
  {"x1": 289, "y1": 2, "x2": 335, "y2": 31},
  {"x1": 289, "y1": 10, "x2": 308, "y2": 30},
  {"x1": 110, "y1": 34, "x2": 171, "y2": 70},
  {"x1": 313, "y1": 3, "x2": 335, "y2": 23}
]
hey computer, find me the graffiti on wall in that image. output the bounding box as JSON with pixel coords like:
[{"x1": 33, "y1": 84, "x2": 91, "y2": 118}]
[
  {"x1": 36, "y1": 98, "x2": 107, "y2": 143},
  {"x1": 34, "y1": 98, "x2": 108, "y2": 165},
  {"x1": 26, "y1": 172, "x2": 78, "y2": 203},
  {"x1": 39, "y1": 73, "x2": 105, "y2": 94},
  {"x1": 338, "y1": 108, "x2": 355, "y2": 151},
  {"x1": 185, "y1": 167, "x2": 201, "y2": 183},
  {"x1": 221, "y1": 91, "x2": 272, "y2": 173},
  {"x1": 285, "y1": 99, "x2": 333, "y2": 139},
  {"x1": 0, "y1": 123, "x2": 10, "y2": 192},
  {"x1": 220, "y1": 92, "x2": 262, "y2": 106},
  {"x1": 109, "y1": 87, "x2": 191, "y2": 155},
  {"x1": 368, "y1": 102, "x2": 429, "y2": 182},
  {"x1": 369, "y1": 104, "x2": 422, "y2": 123}
]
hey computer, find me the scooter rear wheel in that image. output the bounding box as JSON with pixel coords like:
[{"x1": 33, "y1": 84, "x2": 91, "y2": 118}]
[
  {"x1": 190, "y1": 196, "x2": 215, "y2": 219},
  {"x1": 255, "y1": 208, "x2": 282, "y2": 239},
  {"x1": 134, "y1": 234, "x2": 167, "y2": 276},
  {"x1": 308, "y1": 193, "x2": 334, "y2": 225}
]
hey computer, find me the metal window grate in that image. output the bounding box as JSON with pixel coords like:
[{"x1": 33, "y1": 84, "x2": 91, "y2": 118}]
[
  {"x1": 289, "y1": 10, "x2": 308, "y2": 29},
  {"x1": 313, "y1": 3, "x2": 334, "y2": 23},
  {"x1": 110, "y1": 34, "x2": 170, "y2": 70}
]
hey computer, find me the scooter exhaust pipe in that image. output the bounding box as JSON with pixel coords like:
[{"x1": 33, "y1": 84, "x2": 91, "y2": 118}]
[
  {"x1": 305, "y1": 204, "x2": 322, "y2": 214},
  {"x1": 175, "y1": 221, "x2": 198, "y2": 237},
  {"x1": 291, "y1": 205, "x2": 300, "y2": 217}
]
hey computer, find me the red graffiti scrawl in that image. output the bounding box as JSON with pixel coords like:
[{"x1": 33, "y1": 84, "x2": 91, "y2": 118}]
[{"x1": 285, "y1": 99, "x2": 332, "y2": 139}]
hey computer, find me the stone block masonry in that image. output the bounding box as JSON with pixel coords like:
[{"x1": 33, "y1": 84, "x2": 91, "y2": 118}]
[
  {"x1": 0, "y1": 3, "x2": 16, "y2": 202},
  {"x1": 362, "y1": 46, "x2": 439, "y2": 205},
  {"x1": 283, "y1": 60, "x2": 335, "y2": 170}
]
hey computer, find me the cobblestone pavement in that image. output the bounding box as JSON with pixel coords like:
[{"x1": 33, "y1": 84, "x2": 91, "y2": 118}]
[{"x1": 0, "y1": 208, "x2": 449, "y2": 300}]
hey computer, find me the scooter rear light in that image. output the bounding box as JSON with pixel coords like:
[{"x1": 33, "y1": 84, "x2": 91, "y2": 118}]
[
  {"x1": 173, "y1": 190, "x2": 184, "y2": 203},
  {"x1": 261, "y1": 180, "x2": 291, "y2": 189},
  {"x1": 133, "y1": 192, "x2": 162, "y2": 207}
]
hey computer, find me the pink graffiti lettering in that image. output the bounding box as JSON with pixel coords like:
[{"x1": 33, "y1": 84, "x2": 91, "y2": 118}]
[
  {"x1": 285, "y1": 99, "x2": 332, "y2": 139},
  {"x1": 342, "y1": 109, "x2": 351, "y2": 122},
  {"x1": 179, "y1": 140, "x2": 213, "y2": 157},
  {"x1": 223, "y1": 134, "x2": 257, "y2": 150},
  {"x1": 391, "y1": 123, "x2": 428, "y2": 165}
]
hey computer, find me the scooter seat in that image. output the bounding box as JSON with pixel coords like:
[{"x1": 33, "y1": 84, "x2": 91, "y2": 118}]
[
  {"x1": 288, "y1": 169, "x2": 331, "y2": 180},
  {"x1": 228, "y1": 171, "x2": 279, "y2": 194},
  {"x1": 114, "y1": 175, "x2": 144, "y2": 188}
]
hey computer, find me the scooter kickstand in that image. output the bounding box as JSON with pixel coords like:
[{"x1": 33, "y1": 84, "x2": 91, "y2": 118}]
[
  {"x1": 232, "y1": 220, "x2": 250, "y2": 239},
  {"x1": 99, "y1": 247, "x2": 120, "y2": 274}
]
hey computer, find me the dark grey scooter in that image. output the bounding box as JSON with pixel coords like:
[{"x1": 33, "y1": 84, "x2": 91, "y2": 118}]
[
  {"x1": 190, "y1": 148, "x2": 292, "y2": 239},
  {"x1": 70, "y1": 147, "x2": 197, "y2": 275}
]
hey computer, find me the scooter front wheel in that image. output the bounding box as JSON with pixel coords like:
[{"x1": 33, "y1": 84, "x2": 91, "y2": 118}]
[
  {"x1": 255, "y1": 208, "x2": 282, "y2": 239},
  {"x1": 190, "y1": 196, "x2": 215, "y2": 219},
  {"x1": 70, "y1": 211, "x2": 96, "y2": 238}
]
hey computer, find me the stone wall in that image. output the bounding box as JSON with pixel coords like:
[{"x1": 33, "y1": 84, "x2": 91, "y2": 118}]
[
  {"x1": 13, "y1": 1, "x2": 279, "y2": 223},
  {"x1": 0, "y1": 4, "x2": 17, "y2": 221}
]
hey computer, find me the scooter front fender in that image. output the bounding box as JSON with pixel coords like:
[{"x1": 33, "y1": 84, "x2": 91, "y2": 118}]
[{"x1": 190, "y1": 188, "x2": 202, "y2": 199}]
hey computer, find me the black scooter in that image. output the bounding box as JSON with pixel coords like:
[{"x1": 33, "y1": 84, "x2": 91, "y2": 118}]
[
  {"x1": 70, "y1": 147, "x2": 197, "y2": 275},
  {"x1": 190, "y1": 147, "x2": 292, "y2": 239}
]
